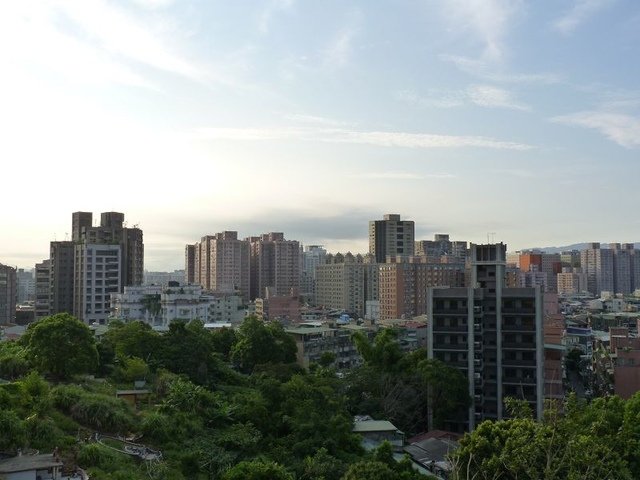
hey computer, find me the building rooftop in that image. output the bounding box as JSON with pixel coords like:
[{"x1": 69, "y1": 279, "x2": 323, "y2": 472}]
[
  {"x1": 286, "y1": 326, "x2": 334, "y2": 335},
  {"x1": 0, "y1": 454, "x2": 63, "y2": 473},
  {"x1": 353, "y1": 420, "x2": 400, "y2": 433},
  {"x1": 116, "y1": 389, "x2": 151, "y2": 395}
]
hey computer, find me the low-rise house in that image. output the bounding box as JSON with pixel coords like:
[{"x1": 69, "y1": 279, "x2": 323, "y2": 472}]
[
  {"x1": 116, "y1": 389, "x2": 151, "y2": 409},
  {"x1": 110, "y1": 284, "x2": 244, "y2": 328},
  {"x1": 255, "y1": 287, "x2": 301, "y2": 324},
  {"x1": 0, "y1": 454, "x2": 63, "y2": 480},
  {"x1": 404, "y1": 431, "x2": 460, "y2": 479},
  {"x1": 352, "y1": 417, "x2": 404, "y2": 452},
  {"x1": 285, "y1": 325, "x2": 363, "y2": 369}
]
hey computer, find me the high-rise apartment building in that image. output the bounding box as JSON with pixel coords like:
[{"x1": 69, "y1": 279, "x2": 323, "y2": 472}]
[
  {"x1": 248, "y1": 233, "x2": 300, "y2": 300},
  {"x1": 560, "y1": 250, "x2": 581, "y2": 268},
  {"x1": 556, "y1": 268, "x2": 588, "y2": 295},
  {"x1": 515, "y1": 251, "x2": 561, "y2": 292},
  {"x1": 74, "y1": 244, "x2": 122, "y2": 324},
  {"x1": 49, "y1": 241, "x2": 74, "y2": 315},
  {"x1": 16, "y1": 268, "x2": 35, "y2": 304},
  {"x1": 540, "y1": 253, "x2": 561, "y2": 293},
  {"x1": 34, "y1": 260, "x2": 51, "y2": 320},
  {"x1": 0, "y1": 263, "x2": 17, "y2": 325},
  {"x1": 427, "y1": 243, "x2": 544, "y2": 431},
  {"x1": 415, "y1": 234, "x2": 468, "y2": 262},
  {"x1": 185, "y1": 244, "x2": 196, "y2": 284},
  {"x1": 301, "y1": 245, "x2": 327, "y2": 303},
  {"x1": 580, "y1": 243, "x2": 615, "y2": 295},
  {"x1": 46, "y1": 212, "x2": 144, "y2": 324},
  {"x1": 186, "y1": 232, "x2": 251, "y2": 301},
  {"x1": 611, "y1": 243, "x2": 634, "y2": 295},
  {"x1": 379, "y1": 257, "x2": 466, "y2": 320},
  {"x1": 369, "y1": 214, "x2": 415, "y2": 263},
  {"x1": 315, "y1": 253, "x2": 378, "y2": 318},
  {"x1": 144, "y1": 270, "x2": 186, "y2": 286}
]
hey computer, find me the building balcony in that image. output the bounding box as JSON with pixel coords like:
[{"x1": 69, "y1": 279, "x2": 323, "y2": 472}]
[
  {"x1": 434, "y1": 344, "x2": 468, "y2": 351},
  {"x1": 502, "y1": 358, "x2": 537, "y2": 367},
  {"x1": 502, "y1": 308, "x2": 536, "y2": 315},
  {"x1": 434, "y1": 309, "x2": 468, "y2": 315},
  {"x1": 502, "y1": 375, "x2": 536, "y2": 385},
  {"x1": 502, "y1": 324, "x2": 536, "y2": 332},
  {"x1": 433, "y1": 325, "x2": 468, "y2": 333},
  {"x1": 502, "y1": 342, "x2": 537, "y2": 350}
]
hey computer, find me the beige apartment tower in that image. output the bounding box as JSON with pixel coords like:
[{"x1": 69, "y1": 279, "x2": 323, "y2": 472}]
[
  {"x1": 186, "y1": 232, "x2": 251, "y2": 302},
  {"x1": 378, "y1": 256, "x2": 466, "y2": 320},
  {"x1": 248, "y1": 233, "x2": 300, "y2": 300}
]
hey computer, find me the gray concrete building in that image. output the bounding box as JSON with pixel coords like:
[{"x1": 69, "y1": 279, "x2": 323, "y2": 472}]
[
  {"x1": 16, "y1": 268, "x2": 34, "y2": 304},
  {"x1": 580, "y1": 243, "x2": 614, "y2": 296},
  {"x1": 369, "y1": 214, "x2": 415, "y2": 263},
  {"x1": 0, "y1": 263, "x2": 17, "y2": 325},
  {"x1": 415, "y1": 234, "x2": 468, "y2": 262},
  {"x1": 34, "y1": 260, "x2": 51, "y2": 320},
  {"x1": 45, "y1": 212, "x2": 144, "y2": 324},
  {"x1": 427, "y1": 243, "x2": 544, "y2": 431},
  {"x1": 49, "y1": 241, "x2": 74, "y2": 315},
  {"x1": 301, "y1": 245, "x2": 327, "y2": 303}
]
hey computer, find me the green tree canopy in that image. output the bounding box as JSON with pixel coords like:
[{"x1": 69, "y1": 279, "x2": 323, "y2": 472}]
[
  {"x1": 222, "y1": 460, "x2": 293, "y2": 480},
  {"x1": 451, "y1": 395, "x2": 632, "y2": 480},
  {"x1": 231, "y1": 316, "x2": 297, "y2": 373},
  {"x1": 21, "y1": 313, "x2": 98, "y2": 379}
]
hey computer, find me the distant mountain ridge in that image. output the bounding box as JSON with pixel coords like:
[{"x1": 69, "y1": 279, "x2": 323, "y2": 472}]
[{"x1": 519, "y1": 242, "x2": 640, "y2": 254}]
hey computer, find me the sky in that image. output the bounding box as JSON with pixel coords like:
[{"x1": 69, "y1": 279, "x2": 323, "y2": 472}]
[{"x1": 2, "y1": 0, "x2": 640, "y2": 271}]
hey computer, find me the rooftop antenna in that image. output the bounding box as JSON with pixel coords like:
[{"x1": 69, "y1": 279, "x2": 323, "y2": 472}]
[
  {"x1": 487, "y1": 232, "x2": 496, "y2": 244},
  {"x1": 64, "y1": 232, "x2": 69, "y2": 241}
]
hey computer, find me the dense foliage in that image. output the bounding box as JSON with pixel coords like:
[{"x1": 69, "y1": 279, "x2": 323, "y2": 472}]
[
  {"x1": 348, "y1": 329, "x2": 470, "y2": 434},
  {"x1": 450, "y1": 395, "x2": 640, "y2": 480},
  {"x1": 10, "y1": 313, "x2": 638, "y2": 480},
  {"x1": 0, "y1": 314, "x2": 437, "y2": 478}
]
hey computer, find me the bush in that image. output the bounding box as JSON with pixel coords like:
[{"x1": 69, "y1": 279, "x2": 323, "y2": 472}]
[
  {"x1": 25, "y1": 416, "x2": 64, "y2": 450},
  {"x1": 116, "y1": 356, "x2": 149, "y2": 383},
  {"x1": 51, "y1": 385, "x2": 85, "y2": 412},
  {"x1": 0, "y1": 410, "x2": 26, "y2": 451},
  {"x1": 70, "y1": 394, "x2": 135, "y2": 433},
  {"x1": 141, "y1": 411, "x2": 173, "y2": 444},
  {"x1": 78, "y1": 443, "x2": 124, "y2": 470}
]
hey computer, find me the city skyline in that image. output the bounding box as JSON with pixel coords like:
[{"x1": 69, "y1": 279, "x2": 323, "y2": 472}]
[{"x1": 2, "y1": 1, "x2": 640, "y2": 270}]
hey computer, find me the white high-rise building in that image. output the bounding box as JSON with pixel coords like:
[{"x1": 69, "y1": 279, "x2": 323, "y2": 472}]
[
  {"x1": 301, "y1": 245, "x2": 327, "y2": 303},
  {"x1": 74, "y1": 244, "x2": 122, "y2": 325}
]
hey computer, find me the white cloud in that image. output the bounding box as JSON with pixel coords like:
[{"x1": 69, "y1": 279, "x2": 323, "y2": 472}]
[
  {"x1": 54, "y1": 0, "x2": 203, "y2": 80},
  {"x1": 283, "y1": 113, "x2": 355, "y2": 127},
  {"x1": 0, "y1": 0, "x2": 217, "y2": 91},
  {"x1": 439, "y1": 54, "x2": 562, "y2": 84},
  {"x1": 195, "y1": 126, "x2": 533, "y2": 150},
  {"x1": 258, "y1": 0, "x2": 295, "y2": 34},
  {"x1": 552, "y1": 111, "x2": 640, "y2": 148},
  {"x1": 494, "y1": 169, "x2": 536, "y2": 178},
  {"x1": 129, "y1": 0, "x2": 175, "y2": 9},
  {"x1": 436, "y1": 0, "x2": 524, "y2": 61},
  {"x1": 323, "y1": 28, "x2": 356, "y2": 68},
  {"x1": 352, "y1": 172, "x2": 456, "y2": 180},
  {"x1": 395, "y1": 85, "x2": 530, "y2": 111},
  {"x1": 394, "y1": 90, "x2": 466, "y2": 108},
  {"x1": 467, "y1": 84, "x2": 530, "y2": 110},
  {"x1": 553, "y1": 0, "x2": 615, "y2": 35}
]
